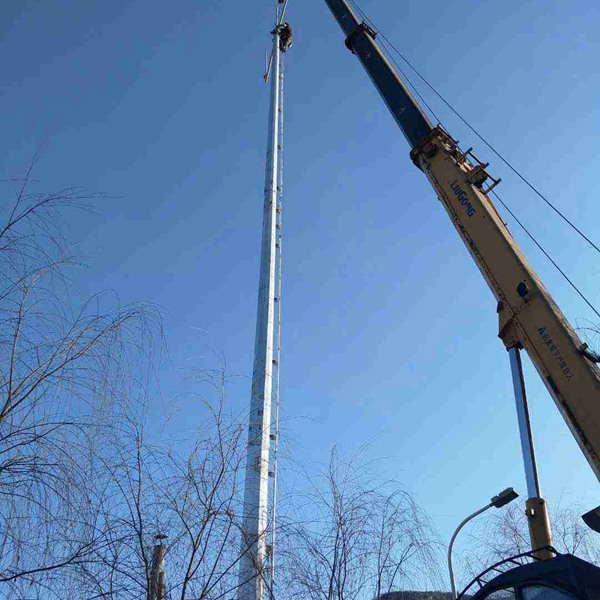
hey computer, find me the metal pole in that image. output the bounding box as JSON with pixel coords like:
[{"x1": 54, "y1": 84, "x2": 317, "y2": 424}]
[
  {"x1": 268, "y1": 51, "x2": 284, "y2": 600},
  {"x1": 447, "y1": 503, "x2": 492, "y2": 600},
  {"x1": 149, "y1": 535, "x2": 167, "y2": 600},
  {"x1": 508, "y1": 347, "x2": 541, "y2": 498},
  {"x1": 238, "y1": 27, "x2": 281, "y2": 600},
  {"x1": 508, "y1": 346, "x2": 554, "y2": 559}
]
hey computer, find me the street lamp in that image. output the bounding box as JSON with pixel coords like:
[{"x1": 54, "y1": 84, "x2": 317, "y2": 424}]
[{"x1": 448, "y1": 487, "x2": 519, "y2": 600}]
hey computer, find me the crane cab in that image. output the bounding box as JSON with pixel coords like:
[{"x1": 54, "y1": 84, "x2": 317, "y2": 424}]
[{"x1": 460, "y1": 552, "x2": 600, "y2": 600}]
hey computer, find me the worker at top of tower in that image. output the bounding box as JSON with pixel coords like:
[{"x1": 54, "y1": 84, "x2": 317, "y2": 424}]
[{"x1": 279, "y1": 23, "x2": 292, "y2": 52}]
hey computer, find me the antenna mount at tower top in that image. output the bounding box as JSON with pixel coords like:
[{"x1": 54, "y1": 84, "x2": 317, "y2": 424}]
[{"x1": 264, "y1": 0, "x2": 292, "y2": 82}]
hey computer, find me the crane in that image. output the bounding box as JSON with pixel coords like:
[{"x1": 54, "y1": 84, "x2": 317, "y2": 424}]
[{"x1": 321, "y1": 0, "x2": 600, "y2": 596}]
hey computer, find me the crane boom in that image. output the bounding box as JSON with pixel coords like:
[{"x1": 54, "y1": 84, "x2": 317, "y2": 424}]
[
  {"x1": 324, "y1": 0, "x2": 432, "y2": 147},
  {"x1": 323, "y1": 0, "x2": 600, "y2": 481}
]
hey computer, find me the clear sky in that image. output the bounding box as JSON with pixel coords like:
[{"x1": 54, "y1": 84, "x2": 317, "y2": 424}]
[{"x1": 2, "y1": 0, "x2": 600, "y2": 588}]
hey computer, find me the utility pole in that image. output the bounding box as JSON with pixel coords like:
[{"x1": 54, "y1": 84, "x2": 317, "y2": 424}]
[
  {"x1": 149, "y1": 534, "x2": 167, "y2": 600},
  {"x1": 238, "y1": 2, "x2": 290, "y2": 599}
]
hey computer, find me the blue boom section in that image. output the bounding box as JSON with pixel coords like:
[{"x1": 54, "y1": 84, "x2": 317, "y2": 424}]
[{"x1": 323, "y1": 0, "x2": 433, "y2": 148}]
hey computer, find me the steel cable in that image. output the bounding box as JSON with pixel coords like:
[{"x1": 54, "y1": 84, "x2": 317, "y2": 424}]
[
  {"x1": 347, "y1": 0, "x2": 600, "y2": 255},
  {"x1": 346, "y1": 0, "x2": 600, "y2": 318}
]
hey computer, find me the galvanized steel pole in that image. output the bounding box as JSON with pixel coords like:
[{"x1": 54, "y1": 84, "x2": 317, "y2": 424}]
[
  {"x1": 268, "y1": 51, "x2": 285, "y2": 598},
  {"x1": 238, "y1": 26, "x2": 282, "y2": 600},
  {"x1": 508, "y1": 346, "x2": 554, "y2": 559},
  {"x1": 509, "y1": 347, "x2": 541, "y2": 498}
]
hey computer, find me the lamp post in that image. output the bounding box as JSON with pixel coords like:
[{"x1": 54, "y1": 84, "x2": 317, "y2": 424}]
[{"x1": 447, "y1": 487, "x2": 519, "y2": 600}]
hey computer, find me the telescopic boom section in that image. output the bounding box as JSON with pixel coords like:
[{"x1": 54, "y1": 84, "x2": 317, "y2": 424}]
[
  {"x1": 323, "y1": 0, "x2": 432, "y2": 147},
  {"x1": 323, "y1": 0, "x2": 600, "y2": 481}
]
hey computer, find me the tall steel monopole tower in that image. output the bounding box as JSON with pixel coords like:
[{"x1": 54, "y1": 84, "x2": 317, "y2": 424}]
[{"x1": 238, "y1": 3, "x2": 291, "y2": 599}]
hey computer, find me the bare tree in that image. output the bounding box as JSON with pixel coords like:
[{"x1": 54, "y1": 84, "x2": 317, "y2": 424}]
[
  {"x1": 0, "y1": 169, "x2": 160, "y2": 597},
  {"x1": 281, "y1": 449, "x2": 442, "y2": 600},
  {"x1": 163, "y1": 389, "x2": 246, "y2": 600},
  {"x1": 1, "y1": 167, "x2": 444, "y2": 600},
  {"x1": 67, "y1": 364, "x2": 250, "y2": 600},
  {"x1": 0, "y1": 169, "x2": 269, "y2": 599}
]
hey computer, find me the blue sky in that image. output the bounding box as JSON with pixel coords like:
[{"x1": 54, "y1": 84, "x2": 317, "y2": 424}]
[{"x1": 2, "y1": 0, "x2": 600, "y2": 587}]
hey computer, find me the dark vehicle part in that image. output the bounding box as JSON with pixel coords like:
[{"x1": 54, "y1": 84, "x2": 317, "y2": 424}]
[{"x1": 459, "y1": 552, "x2": 600, "y2": 600}]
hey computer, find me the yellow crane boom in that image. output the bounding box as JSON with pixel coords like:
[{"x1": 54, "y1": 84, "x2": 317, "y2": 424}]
[
  {"x1": 411, "y1": 125, "x2": 600, "y2": 478},
  {"x1": 321, "y1": 0, "x2": 600, "y2": 550}
]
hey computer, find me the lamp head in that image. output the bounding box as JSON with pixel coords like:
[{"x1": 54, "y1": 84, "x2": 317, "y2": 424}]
[{"x1": 491, "y1": 487, "x2": 519, "y2": 508}]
